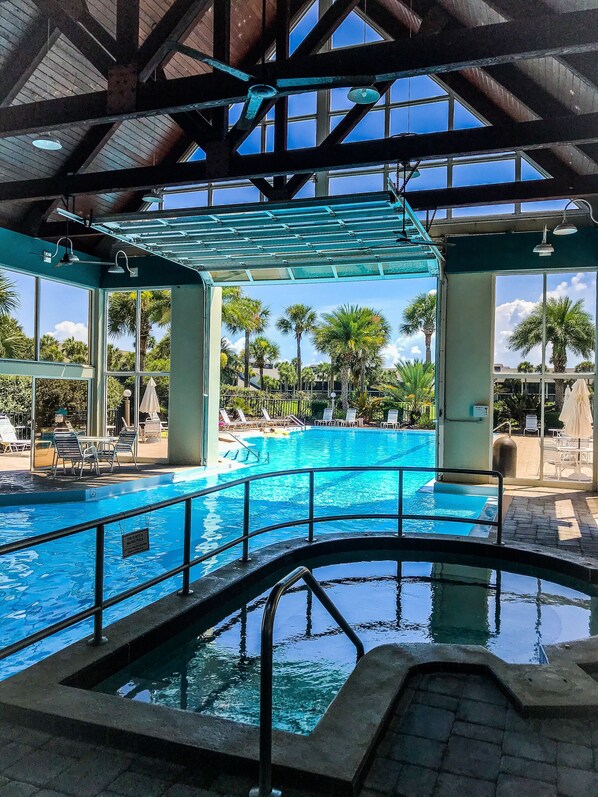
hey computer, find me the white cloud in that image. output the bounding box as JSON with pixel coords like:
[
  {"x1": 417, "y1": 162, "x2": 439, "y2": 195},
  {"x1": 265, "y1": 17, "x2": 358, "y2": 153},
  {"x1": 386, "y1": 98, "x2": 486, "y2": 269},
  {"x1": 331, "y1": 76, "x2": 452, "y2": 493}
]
[
  {"x1": 223, "y1": 335, "x2": 245, "y2": 355},
  {"x1": 494, "y1": 298, "x2": 536, "y2": 366},
  {"x1": 410, "y1": 345, "x2": 422, "y2": 355},
  {"x1": 381, "y1": 343, "x2": 401, "y2": 367},
  {"x1": 546, "y1": 272, "x2": 590, "y2": 300},
  {"x1": 47, "y1": 320, "x2": 89, "y2": 343},
  {"x1": 382, "y1": 333, "x2": 427, "y2": 367}
]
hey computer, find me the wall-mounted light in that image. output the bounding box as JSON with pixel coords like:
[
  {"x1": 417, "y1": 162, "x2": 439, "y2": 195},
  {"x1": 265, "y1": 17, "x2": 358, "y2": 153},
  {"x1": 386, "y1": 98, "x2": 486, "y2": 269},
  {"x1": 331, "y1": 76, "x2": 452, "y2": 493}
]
[
  {"x1": 532, "y1": 225, "x2": 554, "y2": 257},
  {"x1": 108, "y1": 250, "x2": 138, "y2": 278},
  {"x1": 50, "y1": 236, "x2": 79, "y2": 266},
  {"x1": 553, "y1": 198, "x2": 598, "y2": 236}
]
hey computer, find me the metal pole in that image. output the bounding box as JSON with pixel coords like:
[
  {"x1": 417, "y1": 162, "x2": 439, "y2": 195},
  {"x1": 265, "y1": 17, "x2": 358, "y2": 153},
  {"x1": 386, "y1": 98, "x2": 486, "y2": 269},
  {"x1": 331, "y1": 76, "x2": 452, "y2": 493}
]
[
  {"x1": 398, "y1": 469, "x2": 404, "y2": 536},
  {"x1": 178, "y1": 497, "x2": 193, "y2": 596},
  {"x1": 496, "y1": 473, "x2": 503, "y2": 545},
  {"x1": 307, "y1": 470, "x2": 315, "y2": 542},
  {"x1": 242, "y1": 480, "x2": 250, "y2": 562},
  {"x1": 89, "y1": 524, "x2": 107, "y2": 646}
]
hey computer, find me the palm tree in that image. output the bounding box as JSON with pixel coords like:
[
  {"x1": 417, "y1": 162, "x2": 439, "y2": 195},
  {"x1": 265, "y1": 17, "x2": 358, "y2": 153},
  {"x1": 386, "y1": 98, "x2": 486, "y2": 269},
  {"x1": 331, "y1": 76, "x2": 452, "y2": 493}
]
[
  {"x1": 0, "y1": 271, "x2": 19, "y2": 317},
  {"x1": 276, "y1": 304, "x2": 318, "y2": 391},
  {"x1": 277, "y1": 360, "x2": 297, "y2": 393},
  {"x1": 224, "y1": 296, "x2": 270, "y2": 387},
  {"x1": 315, "y1": 305, "x2": 387, "y2": 410},
  {"x1": 107, "y1": 290, "x2": 170, "y2": 372},
  {"x1": 400, "y1": 291, "x2": 437, "y2": 364},
  {"x1": 249, "y1": 336, "x2": 280, "y2": 388},
  {"x1": 0, "y1": 316, "x2": 30, "y2": 359},
  {"x1": 377, "y1": 360, "x2": 435, "y2": 426},
  {"x1": 356, "y1": 308, "x2": 390, "y2": 393},
  {"x1": 509, "y1": 296, "x2": 594, "y2": 405}
]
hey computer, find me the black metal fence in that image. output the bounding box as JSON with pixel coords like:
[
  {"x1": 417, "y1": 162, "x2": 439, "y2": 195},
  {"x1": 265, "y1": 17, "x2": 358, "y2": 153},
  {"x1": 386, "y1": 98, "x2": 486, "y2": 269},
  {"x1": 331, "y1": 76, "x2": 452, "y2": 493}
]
[
  {"x1": 221, "y1": 392, "x2": 312, "y2": 420},
  {"x1": 0, "y1": 465, "x2": 503, "y2": 665}
]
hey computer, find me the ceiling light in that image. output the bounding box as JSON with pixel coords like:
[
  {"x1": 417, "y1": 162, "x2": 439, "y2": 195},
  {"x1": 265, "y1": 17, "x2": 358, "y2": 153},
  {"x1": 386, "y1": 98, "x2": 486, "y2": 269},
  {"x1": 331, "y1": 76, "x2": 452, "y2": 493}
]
[
  {"x1": 32, "y1": 134, "x2": 62, "y2": 151},
  {"x1": 347, "y1": 86, "x2": 381, "y2": 105},
  {"x1": 533, "y1": 225, "x2": 554, "y2": 256},
  {"x1": 142, "y1": 188, "x2": 163, "y2": 205}
]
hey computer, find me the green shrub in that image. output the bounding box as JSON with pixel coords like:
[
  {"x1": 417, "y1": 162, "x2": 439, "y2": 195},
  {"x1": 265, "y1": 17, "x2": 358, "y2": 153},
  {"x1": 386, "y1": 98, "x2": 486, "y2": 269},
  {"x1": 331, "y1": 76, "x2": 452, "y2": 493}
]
[{"x1": 310, "y1": 399, "x2": 328, "y2": 420}]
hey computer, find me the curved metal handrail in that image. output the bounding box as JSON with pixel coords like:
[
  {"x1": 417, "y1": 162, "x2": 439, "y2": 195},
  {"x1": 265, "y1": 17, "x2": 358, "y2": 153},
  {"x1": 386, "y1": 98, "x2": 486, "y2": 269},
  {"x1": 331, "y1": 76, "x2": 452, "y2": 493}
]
[
  {"x1": 0, "y1": 464, "x2": 503, "y2": 662},
  {"x1": 250, "y1": 566, "x2": 364, "y2": 797}
]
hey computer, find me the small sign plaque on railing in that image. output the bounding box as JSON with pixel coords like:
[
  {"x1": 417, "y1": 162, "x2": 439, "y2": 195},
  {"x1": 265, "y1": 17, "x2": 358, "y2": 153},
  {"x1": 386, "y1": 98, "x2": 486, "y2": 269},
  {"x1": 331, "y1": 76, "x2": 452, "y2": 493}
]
[{"x1": 121, "y1": 528, "x2": 150, "y2": 558}]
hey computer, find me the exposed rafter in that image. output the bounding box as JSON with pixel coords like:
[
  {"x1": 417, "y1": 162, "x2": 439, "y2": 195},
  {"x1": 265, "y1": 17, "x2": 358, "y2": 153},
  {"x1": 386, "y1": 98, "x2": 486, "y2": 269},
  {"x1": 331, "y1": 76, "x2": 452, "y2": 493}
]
[
  {"x1": 3, "y1": 10, "x2": 597, "y2": 139},
  {"x1": 31, "y1": 0, "x2": 117, "y2": 77},
  {"x1": 3, "y1": 112, "x2": 598, "y2": 203},
  {"x1": 0, "y1": 17, "x2": 60, "y2": 107}
]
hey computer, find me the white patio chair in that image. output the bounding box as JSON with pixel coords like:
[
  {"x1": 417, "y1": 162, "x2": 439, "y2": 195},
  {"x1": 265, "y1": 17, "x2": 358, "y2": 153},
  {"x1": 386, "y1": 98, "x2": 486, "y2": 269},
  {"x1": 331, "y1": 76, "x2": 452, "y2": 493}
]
[
  {"x1": 97, "y1": 428, "x2": 138, "y2": 471},
  {"x1": 142, "y1": 419, "x2": 162, "y2": 443},
  {"x1": 338, "y1": 408, "x2": 358, "y2": 427},
  {"x1": 381, "y1": 409, "x2": 399, "y2": 429},
  {"x1": 52, "y1": 431, "x2": 99, "y2": 477},
  {"x1": 523, "y1": 415, "x2": 539, "y2": 435},
  {"x1": 219, "y1": 408, "x2": 243, "y2": 429},
  {"x1": 262, "y1": 407, "x2": 290, "y2": 427},
  {"x1": 0, "y1": 416, "x2": 31, "y2": 453},
  {"x1": 314, "y1": 408, "x2": 333, "y2": 426},
  {"x1": 236, "y1": 408, "x2": 265, "y2": 428}
]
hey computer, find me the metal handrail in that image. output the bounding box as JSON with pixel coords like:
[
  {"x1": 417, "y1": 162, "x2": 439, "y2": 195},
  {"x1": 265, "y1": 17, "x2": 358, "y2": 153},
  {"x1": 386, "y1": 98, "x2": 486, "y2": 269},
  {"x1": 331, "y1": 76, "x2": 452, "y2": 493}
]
[
  {"x1": 493, "y1": 421, "x2": 512, "y2": 437},
  {"x1": 223, "y1": 432, "x2": 262, "y2": 462},
  {"x1": 249, "y1": 566, "x2": 364, "y2": 797},
  {"x1": 0, "y1": 465, "x2": 503, "y2": 663}
]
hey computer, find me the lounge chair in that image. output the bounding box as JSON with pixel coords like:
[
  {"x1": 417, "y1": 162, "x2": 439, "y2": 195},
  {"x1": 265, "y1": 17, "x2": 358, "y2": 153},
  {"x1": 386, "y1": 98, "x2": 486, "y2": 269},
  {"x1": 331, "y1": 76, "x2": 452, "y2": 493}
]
[
  {"x1": 523, "y1": 415, "x2": 539, "y2": 435},
  {"x1": 52, "y1": 431, "x2": 99, "y2": 477},
  {"x1": 0, "y1": 415, "x2": 31, "y2": 453},
  {"x1": 262, "y1": 408, "x2": 290, "y2": 427},
  {"x1": 97, "y1": 428, "x2": 138, "y2": 471},
  {"x1": 337, "y1": 408, "x2": 358, "y2": 427},
  {"x1": 142, "y1": 419, "x2": 162, "y2": 443},
  {"x1": 220, "y1": 408, "x2": 243, "y2": 429},
  {"x1": 381, "y1": 409, "x2": 399, "y2": 429},
  {"x1": 237, "y1": 408, "x2": 266, "y2": 428},
  {"x1": 314, "y1": 408, "x2": 333, "y2": 426}
]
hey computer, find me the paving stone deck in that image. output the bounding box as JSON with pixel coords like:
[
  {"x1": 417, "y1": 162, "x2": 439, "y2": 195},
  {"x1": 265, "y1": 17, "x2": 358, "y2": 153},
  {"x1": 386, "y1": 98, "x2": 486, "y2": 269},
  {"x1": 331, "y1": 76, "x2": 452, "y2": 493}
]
[{"x1": 1, "y1": 672, "x2": 596, "y2": 797}]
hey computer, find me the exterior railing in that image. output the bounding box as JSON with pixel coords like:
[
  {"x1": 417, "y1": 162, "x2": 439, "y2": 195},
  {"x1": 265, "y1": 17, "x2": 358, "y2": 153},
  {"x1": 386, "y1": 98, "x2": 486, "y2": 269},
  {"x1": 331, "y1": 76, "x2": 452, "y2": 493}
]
[
  {"x1": 0, "y1": 466, "x2": 503, "y2": 664},
  {"x1": 250, "y1": 566, "x2": 364, "y2": 797}
]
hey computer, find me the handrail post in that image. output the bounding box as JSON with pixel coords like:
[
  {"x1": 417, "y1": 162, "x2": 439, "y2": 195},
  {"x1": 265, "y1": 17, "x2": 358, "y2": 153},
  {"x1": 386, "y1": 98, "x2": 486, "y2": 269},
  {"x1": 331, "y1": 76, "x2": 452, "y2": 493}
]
[
  {"x1": 242, "y1": 480, "x2": 251, "y2": 562},
  {"x1": 88, "y1": 524, "x2": 107, "y2": 646},
  {"x1": 306, "y1": 470, "x2": 315, "y2": 543},
  {"x1": 496, "y1": 473, "x2": 504, "y2": 545},
  {"x1": 178, "y1": 497, "x2": 194, "y2": 596},
  {"x1": 250, "y1": 566, "x2": 364, "y2": 797},
  {"x1": 398, "y1": 469, "x2": 404, "y2": 537}
]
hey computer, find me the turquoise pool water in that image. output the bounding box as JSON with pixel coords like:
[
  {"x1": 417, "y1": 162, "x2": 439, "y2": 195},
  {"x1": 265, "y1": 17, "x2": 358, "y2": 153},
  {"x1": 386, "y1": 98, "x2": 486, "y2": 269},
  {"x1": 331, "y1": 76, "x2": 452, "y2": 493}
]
[
  {"x1": 0, "y1": 429, "x2": 492, "y2": 678},
  {"x1": 95, "y1": 556, "x2": 596, "y2": 735}
]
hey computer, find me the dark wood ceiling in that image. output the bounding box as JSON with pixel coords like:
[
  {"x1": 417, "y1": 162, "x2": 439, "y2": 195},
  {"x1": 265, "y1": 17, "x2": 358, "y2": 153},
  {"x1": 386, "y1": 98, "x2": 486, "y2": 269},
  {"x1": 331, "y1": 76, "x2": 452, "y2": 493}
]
[{"x1": 0, "y1": 0, "x2": 596, "y2": 239}]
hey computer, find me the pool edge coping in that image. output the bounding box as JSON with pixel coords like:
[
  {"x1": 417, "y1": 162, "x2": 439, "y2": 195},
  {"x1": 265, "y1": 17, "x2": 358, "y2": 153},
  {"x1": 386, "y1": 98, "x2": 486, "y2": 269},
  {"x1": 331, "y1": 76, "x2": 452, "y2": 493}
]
[{"x1": 2, "y1": 532, "x2": 598, "y2": 794}]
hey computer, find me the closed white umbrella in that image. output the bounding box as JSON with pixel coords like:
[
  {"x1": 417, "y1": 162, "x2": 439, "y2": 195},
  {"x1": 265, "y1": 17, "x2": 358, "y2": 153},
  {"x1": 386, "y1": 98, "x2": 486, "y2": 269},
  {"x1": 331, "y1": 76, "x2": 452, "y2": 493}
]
[
  {"x1": 139, "y1": 377, "x2": 160, "y2": 415},
  {"x1": 563, "y1": 379, "x2": 593, "y2": 440},
  {"x1": 558, "y1": 385, "x2": 573, "y2": 426}
]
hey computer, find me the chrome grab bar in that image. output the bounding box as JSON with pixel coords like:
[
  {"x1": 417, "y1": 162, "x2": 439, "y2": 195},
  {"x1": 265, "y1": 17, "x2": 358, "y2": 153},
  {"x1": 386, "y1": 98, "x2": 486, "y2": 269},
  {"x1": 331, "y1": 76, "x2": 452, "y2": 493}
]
[
  {"x1": 286, "y1": 414, "x2": 305, "y2": 428},
  {"x1": 493, "y1": 421, "x2": 512, "y2": 437},
  {"x1": 249, "y1": 566, "x2": 364, "y2": 797}
]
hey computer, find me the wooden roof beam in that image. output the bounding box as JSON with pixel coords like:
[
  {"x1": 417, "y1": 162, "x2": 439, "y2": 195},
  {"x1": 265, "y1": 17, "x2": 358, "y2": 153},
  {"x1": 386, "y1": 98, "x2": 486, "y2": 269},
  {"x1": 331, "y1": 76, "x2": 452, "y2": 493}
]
[{"x1": 2, "y1": 111, "x2": 598, "y2": 202}]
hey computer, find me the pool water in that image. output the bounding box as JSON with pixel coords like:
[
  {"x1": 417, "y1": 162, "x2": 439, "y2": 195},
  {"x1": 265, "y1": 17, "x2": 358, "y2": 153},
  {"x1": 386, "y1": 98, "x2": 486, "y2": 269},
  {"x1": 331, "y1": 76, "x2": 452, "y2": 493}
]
[
  {"x1": 0, "y1": 429, "x2": 492, "y2": 678},
  {"x1": 95, "y1": 556, "x2": 596, "y2": 735}
]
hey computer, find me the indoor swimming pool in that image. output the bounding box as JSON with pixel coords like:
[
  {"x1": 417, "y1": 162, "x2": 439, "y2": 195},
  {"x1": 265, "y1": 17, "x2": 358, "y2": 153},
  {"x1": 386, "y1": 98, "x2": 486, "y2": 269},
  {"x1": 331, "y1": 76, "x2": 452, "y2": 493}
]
[
  {"x1": 95, "y1": 556, "x2": 596, "y2": 735},
  {"x1": 0, "y1": 429, "x2": 495, "y2": 678}
]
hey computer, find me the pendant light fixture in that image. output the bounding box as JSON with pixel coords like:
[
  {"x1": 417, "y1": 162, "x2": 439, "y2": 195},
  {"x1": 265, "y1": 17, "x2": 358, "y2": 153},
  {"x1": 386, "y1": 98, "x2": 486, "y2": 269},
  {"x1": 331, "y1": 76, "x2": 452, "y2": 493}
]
[
  {"x1": 532, "y1": 225, "x2": 554, "y2": 257},
  {"x1": 553, "y1": 198, "x2": 598, "y2": 236},
  {"x1": 50, "y1": 236, "x2": 79, "y2": 265},
  {"x1": 142, "y1": 187, "x2": 164, "y2": 205},
  {"x1": 347, "y1": 1, "x2": 380, "y2": 105}
]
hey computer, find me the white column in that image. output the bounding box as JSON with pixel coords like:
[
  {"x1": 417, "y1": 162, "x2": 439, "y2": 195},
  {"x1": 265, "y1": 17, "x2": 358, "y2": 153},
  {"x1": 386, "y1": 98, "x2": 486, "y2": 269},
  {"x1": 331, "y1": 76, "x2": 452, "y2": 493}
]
[
  {"x1": 169, "y1": 282, "x2": 222, "y2": 466},
  {"x1": 89, "y1": 288, "x2": 107, "y2": 435},
  {"x1": 440, "y1": 272, "x2": 494, "y2": 482}
]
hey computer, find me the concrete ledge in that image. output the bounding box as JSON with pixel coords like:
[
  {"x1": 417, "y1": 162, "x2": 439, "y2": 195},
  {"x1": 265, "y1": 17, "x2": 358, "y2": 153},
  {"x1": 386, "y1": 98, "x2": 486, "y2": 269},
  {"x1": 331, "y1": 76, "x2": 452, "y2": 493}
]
[{"x1": 1, "y1": 532, "x2": 598, "y2": 794}]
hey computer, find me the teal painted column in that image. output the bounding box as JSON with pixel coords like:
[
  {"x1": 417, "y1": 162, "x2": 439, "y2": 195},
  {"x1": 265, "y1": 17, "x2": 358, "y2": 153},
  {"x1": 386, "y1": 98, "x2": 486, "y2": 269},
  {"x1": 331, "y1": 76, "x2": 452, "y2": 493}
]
[
  {"x1": 441, "y1": 272, "x2": 494, "y2": 482},
  {"x1": 169, "y1": 283, "x2": 222, "y2": 466}
]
